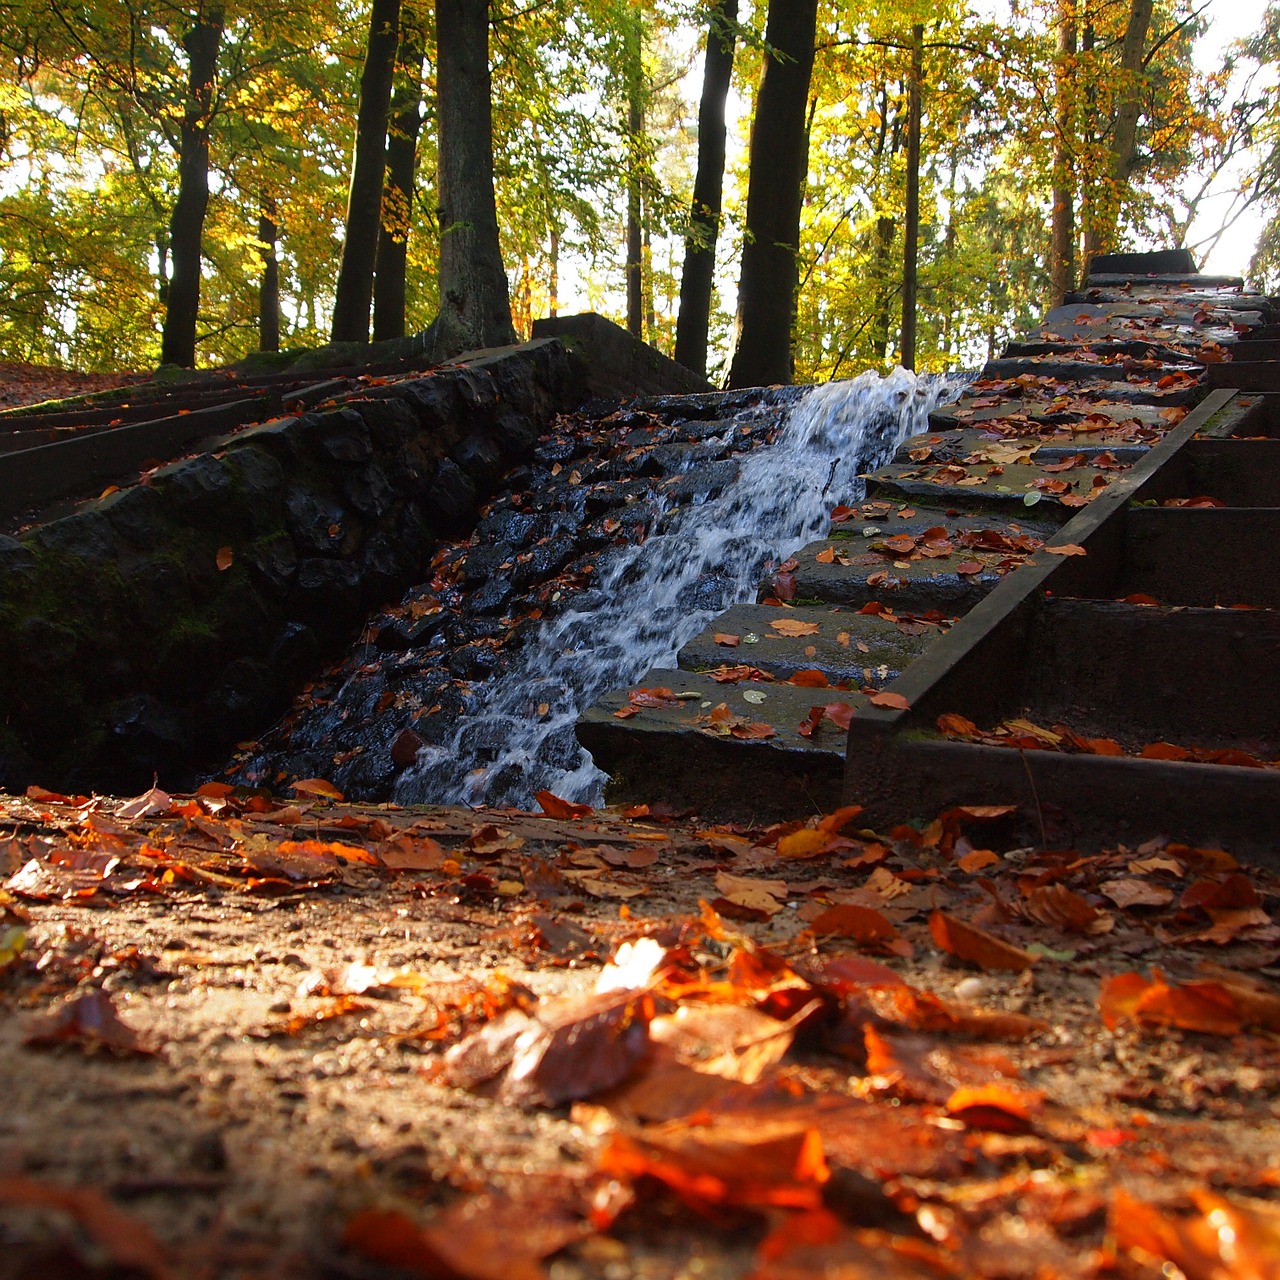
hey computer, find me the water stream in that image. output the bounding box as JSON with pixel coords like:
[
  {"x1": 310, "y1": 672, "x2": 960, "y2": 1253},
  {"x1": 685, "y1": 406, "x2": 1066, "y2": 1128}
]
[{"x1": 395, "y1": 368, "x2": 967, "y2": 810}]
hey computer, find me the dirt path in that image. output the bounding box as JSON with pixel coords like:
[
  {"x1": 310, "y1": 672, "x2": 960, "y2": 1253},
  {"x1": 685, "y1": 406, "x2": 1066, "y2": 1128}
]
[{"x1": 1, "y1": 785, "x2": 1278, "y2": 1278}]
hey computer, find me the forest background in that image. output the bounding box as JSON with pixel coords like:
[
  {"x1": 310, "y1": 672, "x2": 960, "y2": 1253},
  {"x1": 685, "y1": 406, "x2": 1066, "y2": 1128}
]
[{"x1": 1, "y1": 0, "x2": 1278, "y2": 386}]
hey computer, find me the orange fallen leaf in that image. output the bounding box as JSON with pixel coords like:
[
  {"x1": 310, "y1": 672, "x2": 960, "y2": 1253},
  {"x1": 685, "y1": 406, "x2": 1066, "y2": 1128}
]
[
  {"x1": 789, "y1": 669, "x2": 830, "y2": 688},
  {"x1": 868, "y1": 691, "x2": 910, "y2": 710},
  {"x1": 1099, "y1": 969, "x2": 1243, "y2": 1036},
  {"x1": 815, "y1": 546, "x2": 836, "y2": 564},
  {"x1": 215, "y1": 545, "x2": 233, "y2": 571},
  {"x1": 1042, "y1": 543, "x2": 1086, "y2": 556},
  {"x1": 714, "y1": 632, "x2": 741, "y2": 647},
  {"x1": 936, "y1": 713, "x2": 978, "y2": 737},
  {"x1": 770, "y1": 618, "x2": 821, "y2": 638},
  {"x1": 777, "y1": 828, "x2": 836, "y2": 857},
  {"x1": 534, "y1": 790, "x2": 593, "y2": 820},
  {"x1": 929, "y1": 910, "x2": 1036, "y2": 972},
  {"x1": 290, "y1": 778, "x2": 344, "y2": 801}
]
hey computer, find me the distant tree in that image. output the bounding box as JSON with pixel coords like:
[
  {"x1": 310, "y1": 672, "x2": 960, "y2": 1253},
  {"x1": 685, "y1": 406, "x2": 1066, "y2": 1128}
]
[
  {"x1": 426, "y1": 0, "x2": 515, "y2": 359},
  {"x1": 674, "y1": 0, "x2": 737, "y2": 379},
  {"x1": 726, "y1": 0, "x2": 818, "y2": 389},
  {"x1": 331, "y1": 0, "x2": 401, "y2": 342}
]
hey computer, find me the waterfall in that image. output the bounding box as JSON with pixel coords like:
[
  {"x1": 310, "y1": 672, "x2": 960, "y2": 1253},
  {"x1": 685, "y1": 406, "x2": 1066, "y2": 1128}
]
[{"x1": 395, "y1": 368, "x2": 967, "y2": 810}]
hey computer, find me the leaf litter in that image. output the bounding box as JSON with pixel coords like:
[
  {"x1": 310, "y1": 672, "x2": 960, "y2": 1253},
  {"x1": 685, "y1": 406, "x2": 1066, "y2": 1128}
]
[{"x1": 0, "y1": 782, "x2": 1277, "y2": 1277}]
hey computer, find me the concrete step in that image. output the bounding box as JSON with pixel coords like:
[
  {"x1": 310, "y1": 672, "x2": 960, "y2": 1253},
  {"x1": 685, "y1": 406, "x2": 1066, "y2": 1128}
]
[
  {"x1": 576, "y1": 666, "x2": 858, "y2": 819},
  {"x1": 979, "y1": 356, "x2": 1202, "y2": 383},
  {"x1": 895, "y1": 427, "x2": 1152, "y2": 465},
  {"x1": 761, "y1": 507, "x2": 1059, "y2": 614},
  {"x1": 676, "y1": 601, "x2": 938, "y2": 688}
]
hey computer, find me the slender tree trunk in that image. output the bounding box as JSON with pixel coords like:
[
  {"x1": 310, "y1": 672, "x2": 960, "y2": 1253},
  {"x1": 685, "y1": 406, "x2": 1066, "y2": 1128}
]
[
  {"x1": 1050, "y1": 0, "x2": 1078, "y2": 303},
  {"x1": 257, "y1": 209, "x2": 280, "y2": 352},
  {"x1": 900, "y1": 22, "x2": 924, "y2": 372},
  {"x1": 872, "y1": 214, "x2": 896, "y2": 363},
  {"x1": 1078, "y1": 14, "x2": 1096, "y2": 256},
  {"x1": 624, "y1": 14, "x2": 644, "y2": 338},
  {"x1": 674, "y1": 0, "x2": 737, "y2": 378},
  {"x1": 429, "y1": 0, "x2": 516, "y2": 358},
  {"x1": 548, "y1": 225, "x2": 559, "y2": 317},
  {"x1": 725, "y1": 0, "x2": 819, "y2": 389},
  {"x1": 331, "y1": 0, "x2": 401, "y2": 343},
  {"x1": 373, "y1": 1, "x2": 427, "y2": 341},
  {"x1": 160, "y1": 9, "x2": 222, "y2": 368}
]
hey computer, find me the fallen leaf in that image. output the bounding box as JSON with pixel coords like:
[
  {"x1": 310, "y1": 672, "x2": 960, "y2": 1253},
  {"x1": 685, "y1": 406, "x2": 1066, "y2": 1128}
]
[
  {"x1": 714, "y1": 632, "x2": 741, "y2": 647},
  {"x1": 770, "y1": 618, "x2": 821, "y2": 638},
  {"x1": 290, "y1": 778, "x2": 344, "y2": 801},
  {"x1": 25, "y1": 990, "x2": 157, "y2": 1056},
  {"x1": 715, "y1": 871, "x2": 787, "y2": 916},
  {"x1": 868, "y1": 691, "x2": 910, "y2": 710},
  {"x1": 1042, "y1": 543, "x2": 1087, "y2": 556},
  {"x1": 534, "y1": 790, "x2": 593, "y2": 820},
  {"x1": 1099, "y1": 970, "x2": 1243, "y2": 1036},
  {"x1": 929, "y1": 910, "x2": 1036, "y2": 972},
  {"x1": 215, "y1": 545, "x2": 233, "y2": 571}
]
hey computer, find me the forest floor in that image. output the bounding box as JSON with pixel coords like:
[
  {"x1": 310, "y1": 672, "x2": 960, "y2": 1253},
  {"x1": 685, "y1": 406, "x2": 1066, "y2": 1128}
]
[
  {"x1": 1, "y1": 782, "x2": 1278, "y2": 1280},
  {"x1": 0, "y1": 361, "x2": 145, "y2": 411}
]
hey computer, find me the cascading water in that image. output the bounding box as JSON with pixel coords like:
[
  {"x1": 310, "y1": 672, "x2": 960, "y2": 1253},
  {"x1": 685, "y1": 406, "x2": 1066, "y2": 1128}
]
[{"x1": 395, "y1": 367, "x2": 968, "y2": 810}]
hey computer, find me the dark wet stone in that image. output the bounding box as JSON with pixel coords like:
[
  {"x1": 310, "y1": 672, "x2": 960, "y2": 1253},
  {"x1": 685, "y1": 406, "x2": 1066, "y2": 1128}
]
[
  {"x1": 149, "y1": 454, "x2": 234, "y2": 525},
  {"x1": 375, "y1": 613, "x2": 444, "y2": 651},
  {"x1": 301, "y1": 408, "x2": 374, "y2": 463},
  {"x1": 451, "y1": 430, "x2": 506, "y2": 488},
  {"x1": 470, "y1": 575, "x2": 513, "y2": 615},
  {"x1": 360, "y1": 530, "x2": 413, "y2": 604},
  {"x1": 284, "y1": 485, "x2": 348, "y2": 556},
  {"x1": 119, "y1": 554, "x2": 195, "y2": 623},
  {"x1": 107, "y1": 693, "x2": 191, "y2": 769},
  {"x1": 94, "y1": 484, "x2": 165, "y2": 546},
  {"x1": 0, "y1": 534, "x2": 35, "y2": 577},
  {"x1": 224, "y1": 447, "x2": 287, "y2": 528},
  {"x1": 426, "y1": 458, "x2": 477, "y2": 530},
  {"x1": 493, "y1": 411, "x2": 539, "y2": 453},
  {"x1": 269, "y1": 622, "x2": 320, "y2": 679},
  {"x1": 289, "y1": 558, "x2": 363, "y2": 635},
  {"x1": 343, "y1": 461, "x2": 397, "y2": 518},
  {"x1": 201, "y1": 659, "x2": 279, "y2": 741},
  {"x1": 245, "y1": 534, "x2": 299, "y2": 597},
  {"x1": 28, "y1": 511, "x2": 115, "y2": 562},
  {"x1": 511, "y1": 535, "x2": 576, "y2": 590},
  {"x1": 475, "y1": 506, "x2": 538, "y2": 550},
  {"x1": 350, "y1": 397, "x2": 418, "y2": 449},
  {"x1": 17, "y1": 615, "x2": 80, "y2": 669},
  {"x1": 462, "y1": 541, "x2": 516, "y2": 585},
  {"x1": 447, "y1": 641, "x2": 502, "y2": 680},
  {"x1": 533, "y1": 435, "x2": 578, "y2": 465},
  {"x1": 397, "y1": 501, "x2": 436, "y2": 561}
]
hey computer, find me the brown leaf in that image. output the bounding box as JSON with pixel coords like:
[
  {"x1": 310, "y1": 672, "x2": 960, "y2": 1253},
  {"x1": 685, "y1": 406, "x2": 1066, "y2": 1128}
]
[
  {"x1": 25, "y1": 990, "x2": 157, "y2": 1056},
  {"x1": 649, "y1": 1004, "x2": 805, "y2": 1083},
  {"x1": 936, "y1": 713, "x2": 978, "y2": 738},
  {"x1": 867, "y1": 691, "x2": 910, "y2": 710},
  {"x1": 770, "y1": 618, "x2": 821, "y2": 637},
  {"x1": 1024, "y1": 883, "x2": 1102, "y2": 933},
  {"x1": 1099, "y1": 970, "x2": 1243, "y2": 1036},
  {"x1": 290, "y1": 777, "x2": 344, "y2": 800},
  {"x1": 215, "y1": 545, "x2": 233, "y2": 571},
  {"x1": 714, "y1": 632, "x2": 741, "y2": 646},
  {"x1": 343, "y1": 1192, "x2": 587, "y2": 1280},
  {"x1": 789, "y1": 669, "x2": 830, "y2": 688},
  {"x1": 1100, "y1": 878, "x2": 1174, "y2": 909},
  {"x1": 715, "y1": 871, "x2": 786, "y2": 916},
  {"x1": 929, "y1": 910, "x2": 1036, "y2": 972},
  {"x1": 0, "y1": 1176, "x2": 174, "y2": 1279},
  {"x1": 534, "y1": 790, "x2": 593, "y2": 820},
  {"x1": 809, "y1": 903, "x2": 900, "y2": 947},
  {"x1": 1042, "y1": 543, "x2": 1087, "y2": 556}
]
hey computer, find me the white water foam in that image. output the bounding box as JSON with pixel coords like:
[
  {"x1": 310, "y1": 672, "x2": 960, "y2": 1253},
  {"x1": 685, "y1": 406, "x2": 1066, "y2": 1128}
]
[{"x1": 395, "y1": 368, "x2": 967, "y2": 810}]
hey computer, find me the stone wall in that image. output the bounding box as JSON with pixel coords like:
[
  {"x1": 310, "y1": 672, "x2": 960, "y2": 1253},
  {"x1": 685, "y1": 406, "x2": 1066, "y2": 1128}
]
[{"x1": 0, "y1": 340, "x2": 581, "y2": 794}]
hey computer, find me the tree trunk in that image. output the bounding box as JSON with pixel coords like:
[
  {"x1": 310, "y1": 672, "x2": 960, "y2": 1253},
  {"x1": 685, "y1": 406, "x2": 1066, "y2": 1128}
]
[
  {"x1": 624, "y1": 14, "x2": 644, "y2": 338},
  {"x1": 331, "y1": 0, "x2": 401, "y2": 343},
  {"x1": 549, "y1": 225, "x2": 559, "y2": 318},
  {"x1": 725, "y1": 0, "x2": 818, "y2": 389},
  {"x1": 1084, "y1": 0, "x2": 1153, "y2": 261},
  {"x1": 871, "y1": 214, "x2": 896, "y2": 363},
  {"x1": 429, "y1": 0, "x2": 516, "y2": 359},
  {"x1": 1050, "y1": 0, "x2": 1078, "y2": 304},
  {"x1": 674, "y1": 0, "x2": 737, "y2": 378},
  {"x1": 160, "y1": 9, "x2": 223, "y2": 368},
  {"x1": 257, "y1": 210, "x2": 280, "y2": 352},
  {"x1": 373, "y1": 1, "x2": 427, "y2": 342},
  {"x1": 900, "y1": 22, "x2": 923, "y2": 372}
]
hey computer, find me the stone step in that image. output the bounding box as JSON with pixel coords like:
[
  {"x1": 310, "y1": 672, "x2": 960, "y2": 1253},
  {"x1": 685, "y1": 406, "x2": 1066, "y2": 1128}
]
[
  {"x1": 865, "y1": 454, "x2": 1133, "y2": 518},
  {"x1": 576, "y1": 666, "x2": 859, "y2": 819},
  {"x1": 1002, "y1": 337, "x2": 1235, "y2": 363},
  {"x1": 979, "y1": 356, "x2": 1202, "y2": 383},
  {"x1": 895, "y1": 427, "x2": 1151, "y2": 466},
  {"x1": 761, "y1": 508, "x2": 1059, "y2": 614},
  {"x1": 930, "y1": 393, "x2": 1182, "y2": 435},
  {"x1": 676, "y1": 602, "x2": 938, "y2": 688}
]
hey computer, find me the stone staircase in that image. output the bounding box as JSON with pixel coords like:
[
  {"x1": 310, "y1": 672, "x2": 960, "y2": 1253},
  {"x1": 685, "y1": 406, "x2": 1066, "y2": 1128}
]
[{"x1": 578, "y1": 250, "x2": 1280, "y2": 857}]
